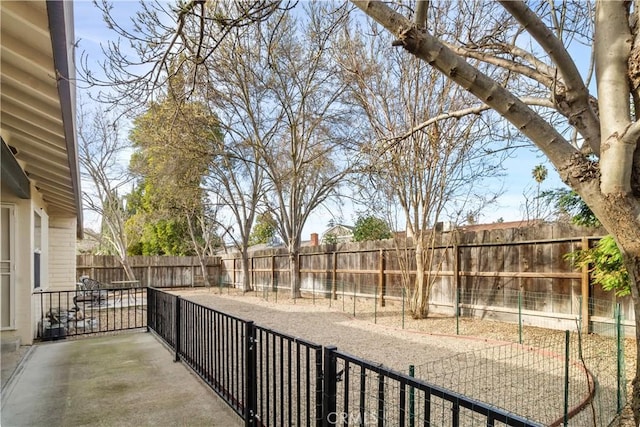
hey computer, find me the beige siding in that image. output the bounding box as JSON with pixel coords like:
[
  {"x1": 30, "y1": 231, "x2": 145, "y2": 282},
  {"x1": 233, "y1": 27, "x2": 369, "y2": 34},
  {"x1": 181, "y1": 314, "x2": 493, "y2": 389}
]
[
  {"x1": 15, "y1": 198, "x2": 32, "y2": 345},
  {"x1": 48, "y1": 216, "x2": 77, "y2": 290},
  {"x1": 0, "y1": 187, "x2": 46, "y2": 345}
]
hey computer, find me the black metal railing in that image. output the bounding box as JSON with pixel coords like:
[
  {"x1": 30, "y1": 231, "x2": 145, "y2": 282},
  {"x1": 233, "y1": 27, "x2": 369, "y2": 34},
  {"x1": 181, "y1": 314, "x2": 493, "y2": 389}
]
[
  {"x1": 254, "y1": 326, "x2": 323, "y2": 426},
  {"x1": 325, "y1": 348, "x2": 537, "y2": 427},
  {"x1": 147, "y1": 287, "x2": 540, "y2": 427},
  {"x1": 147, "y1": 289, "x2": 324, "y2": 424},
  {"x1": 147, "y1": 286, "x2": 176, "y2": 348},
  {"x1": 36, "y1": 287, "x2": 147, "y2": 340},
  {"x1": 179, "y1": 297, "x2": 249, "y2": 415}
]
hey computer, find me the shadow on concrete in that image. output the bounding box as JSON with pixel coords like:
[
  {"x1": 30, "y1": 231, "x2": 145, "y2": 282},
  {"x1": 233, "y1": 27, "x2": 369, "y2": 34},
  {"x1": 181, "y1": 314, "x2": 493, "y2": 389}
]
[{"x1": 1, "y1": 332, "x2": 242, "y2": 427}]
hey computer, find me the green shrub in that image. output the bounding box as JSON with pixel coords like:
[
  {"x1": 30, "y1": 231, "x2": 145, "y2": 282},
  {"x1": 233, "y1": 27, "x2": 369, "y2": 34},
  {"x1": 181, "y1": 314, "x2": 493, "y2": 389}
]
[{"x1": 565, "y1": 235, "x2": 630, "y2": 296}]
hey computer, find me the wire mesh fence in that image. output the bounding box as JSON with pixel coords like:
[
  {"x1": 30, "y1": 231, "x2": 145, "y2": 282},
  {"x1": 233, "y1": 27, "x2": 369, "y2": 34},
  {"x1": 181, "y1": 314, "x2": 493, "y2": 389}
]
[
  {"x1": 216, "y1": 278, "x2": 629, "y2": 426},
  {"x1": 413, "y1": 330, "x2": 621, "y2": 426},
  {"x1": 328, "y1": 347, "x2": 536, "y2": 427}
]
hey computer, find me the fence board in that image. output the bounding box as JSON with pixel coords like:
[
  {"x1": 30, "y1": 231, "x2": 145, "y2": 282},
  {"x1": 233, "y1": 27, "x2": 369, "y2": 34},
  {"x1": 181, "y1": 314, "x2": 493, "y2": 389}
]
[
  {"x1": 218, "y1": 223, "x2": 632, "y2": 327},
  {"x1": 76, "y1": 255, "x2": 220, "y2": 288}
]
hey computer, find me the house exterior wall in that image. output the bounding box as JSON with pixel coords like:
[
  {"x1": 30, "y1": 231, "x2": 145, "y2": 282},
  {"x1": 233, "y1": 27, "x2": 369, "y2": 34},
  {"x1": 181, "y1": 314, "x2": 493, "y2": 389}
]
[
  {"x1": 321, "y1": 225, "x2": 354, "y2": 244},
  {"x1": 48, "y1": 216, "x2": 77, "y2": 290},
  {"x1": 1, "y1": 186, "x2": 78, "y2": 346},
  {"x1": 1, "y1": 0, "x2": 81, "y2": 346},
  {"x1": 1, "y1": 184, "x2": 49, "y2": 345}
]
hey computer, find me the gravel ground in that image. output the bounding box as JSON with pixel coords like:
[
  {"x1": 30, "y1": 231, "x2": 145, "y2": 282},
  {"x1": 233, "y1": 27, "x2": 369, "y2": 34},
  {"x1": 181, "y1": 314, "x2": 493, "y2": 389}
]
[{"x1": 174, "y1": 288, "x2": 636, "y2": 426}]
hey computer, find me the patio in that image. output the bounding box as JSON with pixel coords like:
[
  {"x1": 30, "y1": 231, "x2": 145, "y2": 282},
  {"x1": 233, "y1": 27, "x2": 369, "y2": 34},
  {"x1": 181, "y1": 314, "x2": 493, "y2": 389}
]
[{"x1": 1, "y1": 332, "x2": 242, "y2": 427}]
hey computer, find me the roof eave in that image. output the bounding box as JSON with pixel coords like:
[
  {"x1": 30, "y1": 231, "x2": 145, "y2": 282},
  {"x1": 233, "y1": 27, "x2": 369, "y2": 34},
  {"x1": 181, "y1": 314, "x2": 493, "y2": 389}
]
[{"x1": 46, "y1": 0, "x2": 83, "y2": 238}]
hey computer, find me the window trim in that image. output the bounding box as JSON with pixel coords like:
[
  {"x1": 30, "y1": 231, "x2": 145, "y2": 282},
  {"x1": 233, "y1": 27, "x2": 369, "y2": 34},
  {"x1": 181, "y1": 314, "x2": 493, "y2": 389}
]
[{"x1": 1, "y1": 204, "x2": 16, "y2": 330}]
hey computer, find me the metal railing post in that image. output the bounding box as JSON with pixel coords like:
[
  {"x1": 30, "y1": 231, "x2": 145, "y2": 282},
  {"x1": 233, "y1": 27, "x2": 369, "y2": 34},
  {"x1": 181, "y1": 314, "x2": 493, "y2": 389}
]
[
  {"x1": 245, "y1": 321, "x2": 257, "y2": 426},
  {"x1": 402, "y1": 287, "x2": 405, "y2": 329},
  {"x1": 455, "y1": 287, "x2": 460, "y2": 335},
  {"x1": 315, "y1": 347, "x2": 323, "y2": 427},
  {"x1": 322, "y1": 346, "x2": 338, "y2": 427},
  {"x1": 616, "y1": 303, "x2": 623, "y2": 413},
  {"x1": 146, "y1": 287, "x2": 151, "y2": 333},
  {"x1": 374, "y1": 287, "x2": 377, "y2": 324},
  {"x1": 409, "y1": 365, "x2": 415, "y2": 427},
  {"x1": 377, "y1": 371, "x2": 385, "y2": 426},
  {"x1": 353, "y1": 285, "x2": 356, "y2": 317},
  {"x1": 174, "y1": 295, "x2": 181, "y2": 362},
  {"x1": 518, "y1": 290, "x2": 523, "y2": 344},
  {"x1": 563, "y1": 330, "x2": 570, "y2": 426}
]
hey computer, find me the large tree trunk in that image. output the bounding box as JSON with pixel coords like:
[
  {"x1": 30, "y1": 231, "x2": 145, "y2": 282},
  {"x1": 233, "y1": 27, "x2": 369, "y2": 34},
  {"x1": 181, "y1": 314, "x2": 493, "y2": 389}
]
[
  {"x1": 587, "y1": 195, "x2": 640, "y2": 423},
  {"x1": 197, "y1": 255, "x2": 210, "y2": 288},
  {"x1": 120, "y1": 256, "x2": 137, "y2": 283},
  {"x1": 633, "y1": 279, "x2": 640, "y2": 426},
  {"x1": 593, "y1": 5, "x2": 640, "y2": 419},
  {"x1": 240, "y1": 251, "x2": 252, "y2": 292},
  {"x1": 412, "y1": 239, "x2": 429, "y2": 319},
  {"x1": 615, "y1": 230, "x2": 640, "y2": 424},
  {"x1": 289, "y1": 249, "x2": 301, "y2": 299}
]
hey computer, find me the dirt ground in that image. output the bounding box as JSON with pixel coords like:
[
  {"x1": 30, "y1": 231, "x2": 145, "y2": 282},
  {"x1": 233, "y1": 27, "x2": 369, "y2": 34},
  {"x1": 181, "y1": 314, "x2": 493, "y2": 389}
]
[{"x1": 173, "y1": 287, "x2": 636, "y2": 426}]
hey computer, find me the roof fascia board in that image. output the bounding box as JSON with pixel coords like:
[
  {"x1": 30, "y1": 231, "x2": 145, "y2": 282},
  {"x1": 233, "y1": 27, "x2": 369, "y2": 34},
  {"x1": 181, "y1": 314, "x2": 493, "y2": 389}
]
[{"x1": 46, "y1": 0, "x2": 83, "y2": 237}]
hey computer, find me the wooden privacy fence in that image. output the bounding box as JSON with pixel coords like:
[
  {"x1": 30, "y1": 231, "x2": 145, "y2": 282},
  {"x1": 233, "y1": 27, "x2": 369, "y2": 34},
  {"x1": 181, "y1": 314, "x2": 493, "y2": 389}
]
[
  {"x1": 220, "y1": 234, "x2": 634, "y2": 334},
  {"x1": 76, "y1": 255, "x2": 221, "y2": 288}
]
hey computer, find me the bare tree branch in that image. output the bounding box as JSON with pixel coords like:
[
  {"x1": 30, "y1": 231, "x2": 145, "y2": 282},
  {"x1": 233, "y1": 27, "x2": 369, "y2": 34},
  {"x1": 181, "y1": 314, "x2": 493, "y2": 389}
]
[{"x1": 498, "y1": 0, "x2": 601, "y2": 154}]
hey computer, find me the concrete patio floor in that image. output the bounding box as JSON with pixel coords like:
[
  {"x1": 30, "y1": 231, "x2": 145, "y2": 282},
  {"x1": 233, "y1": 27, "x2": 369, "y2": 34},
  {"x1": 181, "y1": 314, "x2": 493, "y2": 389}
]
[{"x1": 1, "y1": 332, "x2": 242, "y2": 427}]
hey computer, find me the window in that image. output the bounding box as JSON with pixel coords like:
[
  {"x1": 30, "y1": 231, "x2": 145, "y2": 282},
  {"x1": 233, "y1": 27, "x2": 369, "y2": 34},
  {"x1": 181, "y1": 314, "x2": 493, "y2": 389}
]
[{"x1": 34, "y1": 211, "x2": 41, "y2": 289}]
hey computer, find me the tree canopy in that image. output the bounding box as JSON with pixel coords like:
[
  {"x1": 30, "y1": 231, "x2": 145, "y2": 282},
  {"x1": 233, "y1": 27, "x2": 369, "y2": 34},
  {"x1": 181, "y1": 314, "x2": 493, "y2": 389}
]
[
  {"x1": 249, "y1": 213, "x2": 278, "y2": 246},
  {"x1": 352, "y1": 216, "x2": 392, "y2": 242},
  {"x1": 126, "y1": 83, "x2": 222, "y2": 256}
]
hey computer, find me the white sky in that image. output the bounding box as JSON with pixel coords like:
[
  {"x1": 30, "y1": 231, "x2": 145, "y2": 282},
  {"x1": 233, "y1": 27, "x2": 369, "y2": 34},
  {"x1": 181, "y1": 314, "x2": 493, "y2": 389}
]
[{"x1": 73, "y1": 1, "x2": 567, "y2": 240}]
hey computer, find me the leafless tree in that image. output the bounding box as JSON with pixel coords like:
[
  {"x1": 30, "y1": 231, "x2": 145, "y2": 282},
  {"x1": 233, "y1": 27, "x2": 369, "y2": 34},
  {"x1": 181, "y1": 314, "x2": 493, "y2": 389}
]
[
  {"x1": 81, "y1": 0, "x2": 294, "y2": 113},
  {"x1": 183, "y1": 199, "x2": 222, "y2": 288},
  {"x1": 77, "y1": 106, "x2": 136, "y2": 280},
  {"x1": 238, "y1": 4, "x2": 358, "y2": 298},
  {"x1": 202, "y1": 31, "x2": 269, "y2": 291},
  {"x1": 337, "y1": 11, "x2": 504, "y2": 318},
  {"x1": 88, "y1": 2, "x2": 357, "y2": 298}
]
